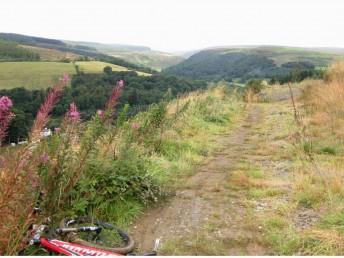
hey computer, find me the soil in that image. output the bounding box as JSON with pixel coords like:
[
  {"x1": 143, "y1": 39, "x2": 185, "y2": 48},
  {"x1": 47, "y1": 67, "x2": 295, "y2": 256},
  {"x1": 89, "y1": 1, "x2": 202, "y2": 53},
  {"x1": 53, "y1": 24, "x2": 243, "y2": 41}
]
[{"x1": 130, "y1": 99, "x2": 316, "y2": 255}]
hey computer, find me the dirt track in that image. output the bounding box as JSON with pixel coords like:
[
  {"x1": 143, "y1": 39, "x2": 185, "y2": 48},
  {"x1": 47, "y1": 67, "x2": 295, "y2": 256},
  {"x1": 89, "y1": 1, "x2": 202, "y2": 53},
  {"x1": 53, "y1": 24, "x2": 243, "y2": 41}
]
[{"x1": 131, "y1": 101, "x2": 300, "y2": 255}]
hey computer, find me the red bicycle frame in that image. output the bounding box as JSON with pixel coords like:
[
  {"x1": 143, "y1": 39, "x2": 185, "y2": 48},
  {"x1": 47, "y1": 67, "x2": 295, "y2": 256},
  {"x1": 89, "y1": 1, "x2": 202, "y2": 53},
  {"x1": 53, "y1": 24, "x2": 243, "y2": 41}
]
[{"x1": 39, "y1": 237, "x2": 123, "y2": 256}]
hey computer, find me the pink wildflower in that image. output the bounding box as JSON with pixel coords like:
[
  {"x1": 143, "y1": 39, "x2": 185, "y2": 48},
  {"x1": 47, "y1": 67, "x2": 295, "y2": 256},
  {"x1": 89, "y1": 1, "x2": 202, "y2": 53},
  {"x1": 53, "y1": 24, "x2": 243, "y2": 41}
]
[
  {"x1": 0, "y1": 96, "x2": 13, "y2": 111},
  {"x1": 68, "y1": 102, "x2": 80, "y2": 123},
  {"x1": 105, "y1": 80, "x2": 125, "y2": 114},
  {"x1": 60, "y1": 73, "x2": 70, "y2": 83},
  {"x1": 131, "y1": 122, "x2": 140, "y2": 130},
  {"x1": 54, "y1": 127, "x2": 61, "y2": 134},
  {"x1": 97, "y1": 109, "x2": 104, "y2": 118},
  {"x1": 30, "y1": 83, "x2": 64, "y2": 143},
  {"x1": 40, "y1": 153, "x2": 50, "y2": 165},
  {"x1": 117, "y1": 79, "x2": 124, "y2": 88},
  {"x1": 0, "y1": 96, "x2": 14, "y2": 142}
]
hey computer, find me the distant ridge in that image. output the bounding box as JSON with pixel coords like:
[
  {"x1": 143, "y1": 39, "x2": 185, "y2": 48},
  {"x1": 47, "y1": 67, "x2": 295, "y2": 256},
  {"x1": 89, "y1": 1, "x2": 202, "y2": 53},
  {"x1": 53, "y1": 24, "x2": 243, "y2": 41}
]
[
  {"x1": 164, "y1": 46, "x2": 344, "y2": 81},
  {"x1": 0, "y1": 32, "x2": 156, "y2": 73}
]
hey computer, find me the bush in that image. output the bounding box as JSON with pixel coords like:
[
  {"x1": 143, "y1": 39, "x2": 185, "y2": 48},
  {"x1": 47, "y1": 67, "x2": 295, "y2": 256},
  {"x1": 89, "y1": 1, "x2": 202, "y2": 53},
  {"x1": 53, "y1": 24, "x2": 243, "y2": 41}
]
[
  {"x1": 245, "y1": 79, "x2": 265, "y2": 94},
  {"x1": 71, "y1": 148, "x2": 162, "y2": 218}
]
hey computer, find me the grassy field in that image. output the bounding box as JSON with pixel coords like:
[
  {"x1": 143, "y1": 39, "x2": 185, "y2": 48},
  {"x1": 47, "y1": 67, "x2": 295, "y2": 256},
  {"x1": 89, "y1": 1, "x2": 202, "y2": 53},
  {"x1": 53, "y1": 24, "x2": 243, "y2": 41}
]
[
  {"x1": 19, "y1": 45, "x2": 80, "y2": 61},
  {"x1": 0, "y1": 62, "x2": 75, "y2": 89},
  {"x1": 75, "y1": 61, "x2": 150, "y2": 76},
  {"x1": 0, "y1": 61, "x2": 150, "y2": 89}
]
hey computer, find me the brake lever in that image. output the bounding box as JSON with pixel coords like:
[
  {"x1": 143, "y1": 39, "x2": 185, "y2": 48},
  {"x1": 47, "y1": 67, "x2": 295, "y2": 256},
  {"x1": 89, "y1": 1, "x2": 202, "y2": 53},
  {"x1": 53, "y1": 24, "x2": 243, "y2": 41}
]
[{"x1": 29, "y1": 225, "x2": 47, "y2": 245}]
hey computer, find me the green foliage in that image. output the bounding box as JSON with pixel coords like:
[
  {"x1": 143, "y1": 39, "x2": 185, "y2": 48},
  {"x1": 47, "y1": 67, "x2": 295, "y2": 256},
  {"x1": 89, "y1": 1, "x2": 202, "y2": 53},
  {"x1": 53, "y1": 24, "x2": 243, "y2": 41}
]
[
  {"x1": 245, "y1": 79, "x2": 264, "y2": 94},
  {"x1": 320, "y1": 209, "x2": 344, "y2": 233},
  {"x1": 320, "y1": 146, "x2": 337, "y2": 155},
  {"x1": 0, "y1": 71, "x2": 206, "y2": 143},
  {"x1": 71, "y1": 148, "x2": 162, "y2": 218},
  {"x1": 5, "y1": 83, "x2": 241, "y2": 252},
  {"x1": 194, "y1": 96, "x2": 231, "y2": 124},
  {"x1": 297, "y1": 189, "x2": 323, "y2": 208},
  {"x1": 0, "y1": 39, "x2": 40, "y2": 61},
  {"x1": 302, "y1": 140, "x2": 313, "y2": 154},
  {"x1": 165, "y1": 50, "x2": 276, "y2": 81},
  {"x1": 246, "y1": 166, "x2": 264, "y2": 179},
  {"x1": 103, "y1": 65, "x2": 112, "y2": 74},
  {"x1": 265, "y1": 228, "x2": 302, "y2": 255},
  {"x1": 164, "y1": 47, "x2": 329, "y2": 82},
  {"x1": 265, "y1": 217, "x2": 288, "y2": 230}
]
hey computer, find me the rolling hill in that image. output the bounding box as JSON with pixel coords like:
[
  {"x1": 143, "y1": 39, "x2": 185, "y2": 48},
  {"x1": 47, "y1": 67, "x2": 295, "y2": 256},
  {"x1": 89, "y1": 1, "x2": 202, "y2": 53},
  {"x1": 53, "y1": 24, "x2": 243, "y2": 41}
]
[
  {"x1": 64, "y1": 41, "x2": 185, "y2": 71},
  {"x1": 103, "y1": 50, "x2": 184, "y2": 71},
  {"x1": 65, "y1": 40, "x2": 185, "y2": 70},
  {"x1": 164, "y1": 46, "x2": 344, "y2": 81},
  {"x1": 0, "y1": 33, "x2": 155, "y2": 74},
  {"x1": 19, "y1": 45, "x2": 81, "y2": 61},
  {"x1": 0, "y1": 61, "x2": 150, "y2": 89},
  {"x1": 0, "y1": 39, "x2": 40, "y2": 61},
  {"x1": 0, "y1": 33, "x2": 183, "y2": 72}
]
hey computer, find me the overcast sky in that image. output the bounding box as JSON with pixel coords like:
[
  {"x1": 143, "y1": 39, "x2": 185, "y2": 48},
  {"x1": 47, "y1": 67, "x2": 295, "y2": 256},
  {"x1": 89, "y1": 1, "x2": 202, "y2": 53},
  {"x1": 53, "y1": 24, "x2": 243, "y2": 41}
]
[{"x1": 1, "y1": 0, "x2": 344, "y2": 52}]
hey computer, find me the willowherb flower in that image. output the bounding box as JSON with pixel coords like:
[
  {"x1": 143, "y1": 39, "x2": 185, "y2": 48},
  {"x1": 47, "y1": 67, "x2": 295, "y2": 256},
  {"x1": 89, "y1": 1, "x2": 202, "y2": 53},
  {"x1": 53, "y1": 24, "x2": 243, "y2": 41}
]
[
  {"x1": 97, "y1": 109, "x2": 104, "y2": 118},
  {"x1": 117, "y1": 79, "x2": 124, "y2": 88},
  {"x1": 131, "y1": 122, "x2": 140, "y2": 130},
  {"x1": 29, "y1": 73, "x2": 70, "y2": 143},
  {"x1": 59, "y1": 73, "x2": 70, "y2": 83},
  {"x1": 40, "y1": 152, "x2": 50, "y2": 165},
  {"x1": 30, "y1": 86, "x2": 63, "y2": 143},
  {"x1": 0, "y1": 96, "x2": 14, "y2": 142},
  {"x1": 54, "y1": 127, "x2": 61, "y2": 134},
  {"x1": 68, "y1": 102, "x2": 80, "y2": 123},
  {"x1": 105, "y1": 80, "x2": 125, "y2": 117},
  {"x1": 0, "y1": 96, "x2": 13, "y2": 111}
]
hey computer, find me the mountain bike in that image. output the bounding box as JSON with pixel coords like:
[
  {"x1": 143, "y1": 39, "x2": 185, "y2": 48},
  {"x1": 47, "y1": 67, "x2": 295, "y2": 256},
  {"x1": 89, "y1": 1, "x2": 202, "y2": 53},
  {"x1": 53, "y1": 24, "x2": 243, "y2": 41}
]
[{"x1": 27, "y1": 216, "x2": 159, "y2": 256}]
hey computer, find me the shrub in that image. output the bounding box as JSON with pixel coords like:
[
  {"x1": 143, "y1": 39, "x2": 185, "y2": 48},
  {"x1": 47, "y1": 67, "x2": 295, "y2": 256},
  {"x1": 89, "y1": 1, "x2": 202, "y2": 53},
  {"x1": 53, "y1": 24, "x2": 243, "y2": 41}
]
[
  {"x1": 71, "y1": 148, "x2": 162, "y2": 219},
  {"x1": 245, "y1": 79, "x2": 265, "y2": 94}
]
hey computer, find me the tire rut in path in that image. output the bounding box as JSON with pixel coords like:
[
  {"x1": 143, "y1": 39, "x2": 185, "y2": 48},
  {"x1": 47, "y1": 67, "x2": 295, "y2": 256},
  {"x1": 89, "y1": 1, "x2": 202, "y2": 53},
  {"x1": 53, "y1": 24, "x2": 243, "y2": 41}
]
[{"x1": 130, "y1": 105, "x2": 265, "y2": 254}]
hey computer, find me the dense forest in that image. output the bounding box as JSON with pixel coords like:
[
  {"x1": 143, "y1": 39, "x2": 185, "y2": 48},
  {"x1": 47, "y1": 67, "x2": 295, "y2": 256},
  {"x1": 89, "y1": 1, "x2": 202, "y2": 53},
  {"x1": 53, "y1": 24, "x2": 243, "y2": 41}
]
[
  {"x1": 0, "y1": 39, "x2": 40, "y2": 61},
  {"x1": 164, "y1": 49, "x2": 324, "y2": 82},
  {"x1": 1, "y1": 69, "x2": 206, "y2": 143}
]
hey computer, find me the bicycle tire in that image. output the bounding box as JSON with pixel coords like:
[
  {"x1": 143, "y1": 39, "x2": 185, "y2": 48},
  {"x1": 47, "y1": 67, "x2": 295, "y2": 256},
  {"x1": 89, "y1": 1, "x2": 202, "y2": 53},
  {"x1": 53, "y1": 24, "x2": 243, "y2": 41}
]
[{"x1": 59, "y1": 216, "x2": 135, "y2": 255}]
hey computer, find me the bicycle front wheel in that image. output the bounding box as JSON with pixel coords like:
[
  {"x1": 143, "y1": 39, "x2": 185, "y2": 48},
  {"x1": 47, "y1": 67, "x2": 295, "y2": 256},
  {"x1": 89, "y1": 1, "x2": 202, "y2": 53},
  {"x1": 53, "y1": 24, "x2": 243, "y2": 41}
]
[{"x1": 59, "y1": 216, "x2": 135, "y2": 255}]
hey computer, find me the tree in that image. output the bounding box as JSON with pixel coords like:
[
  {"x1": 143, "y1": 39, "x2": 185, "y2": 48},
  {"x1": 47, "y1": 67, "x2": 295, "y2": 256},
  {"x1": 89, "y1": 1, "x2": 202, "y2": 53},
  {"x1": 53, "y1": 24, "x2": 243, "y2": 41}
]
[
  {"x1": 245, "y1": 79, "x2": 264, "y2": 94},
  {"x1": 103, "y1": 66, "x2": 113, "y2": 75}
]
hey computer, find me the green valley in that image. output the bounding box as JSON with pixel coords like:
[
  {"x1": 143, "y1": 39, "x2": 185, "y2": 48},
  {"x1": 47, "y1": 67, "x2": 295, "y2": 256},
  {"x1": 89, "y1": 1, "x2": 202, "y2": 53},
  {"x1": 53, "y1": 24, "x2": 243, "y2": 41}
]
[{"x1": 164, "y1": 46, "x2": 344, "y2": 81}]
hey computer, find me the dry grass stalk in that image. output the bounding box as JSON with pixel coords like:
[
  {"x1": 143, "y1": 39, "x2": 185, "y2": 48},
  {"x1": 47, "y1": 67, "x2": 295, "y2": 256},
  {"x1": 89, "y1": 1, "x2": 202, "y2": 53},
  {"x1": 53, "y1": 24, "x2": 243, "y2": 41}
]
[{"x1": 0, "y1": 75, "x2": 68, "y2": 255}]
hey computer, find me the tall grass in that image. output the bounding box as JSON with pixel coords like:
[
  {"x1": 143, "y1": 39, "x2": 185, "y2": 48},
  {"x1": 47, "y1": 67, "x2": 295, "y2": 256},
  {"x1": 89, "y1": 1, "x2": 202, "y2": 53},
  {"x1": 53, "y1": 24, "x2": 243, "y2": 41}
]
[
  {"x1": 290, "y1": 62, "x2": 344, "y2": 254},
  {"x1": 0, "y1": 75, "x2": 127, "y2": 255},
  {"x1": 70, "y1": 84, "x2": 242, "y2": 223},
  {"x1": 302, "y1": 62, "x2": 344, "y2": 134},
  {"x1": 0, "y1": 79, "x2": 242, "y2": 255},
  {"x1": 0, "y1": 75, "x2": 68, "y2": 255}
]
